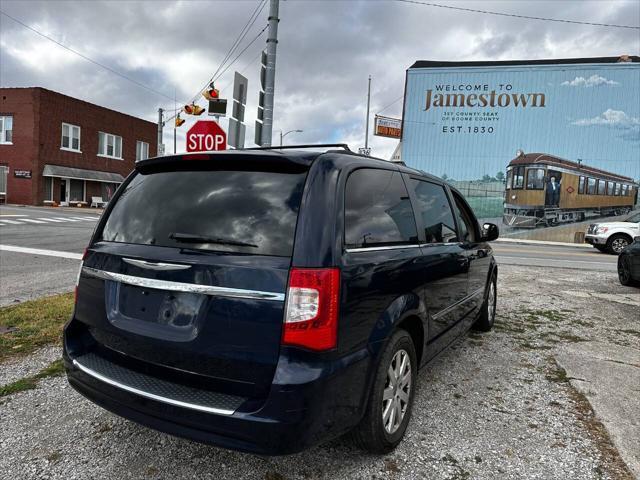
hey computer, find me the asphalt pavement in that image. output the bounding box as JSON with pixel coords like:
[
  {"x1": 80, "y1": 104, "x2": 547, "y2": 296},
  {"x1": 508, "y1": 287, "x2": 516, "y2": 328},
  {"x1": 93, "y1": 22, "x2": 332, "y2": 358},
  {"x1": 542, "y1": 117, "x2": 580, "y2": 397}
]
[
  {"x1": 0, "y1": 205, "x2": 99, "y2": 305},
  {"x1": 0, "y1": 205, "x2": 620, "y2": 306}
]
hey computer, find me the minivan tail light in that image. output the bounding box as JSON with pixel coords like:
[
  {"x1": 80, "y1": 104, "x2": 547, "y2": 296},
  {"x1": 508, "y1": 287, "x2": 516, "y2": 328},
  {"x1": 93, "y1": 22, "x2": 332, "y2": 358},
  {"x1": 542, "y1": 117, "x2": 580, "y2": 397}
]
[
  {"x1": 282, "y1": 268, "x2": 340, "y2": 351},
  {"x1": 74, "y1": 248, "x2": 88, "y2": 303}
]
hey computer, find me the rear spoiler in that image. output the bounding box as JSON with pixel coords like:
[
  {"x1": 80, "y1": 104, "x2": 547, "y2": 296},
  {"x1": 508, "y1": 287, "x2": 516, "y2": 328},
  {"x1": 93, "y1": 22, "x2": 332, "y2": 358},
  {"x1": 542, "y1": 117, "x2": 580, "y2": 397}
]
[{"x1": 135, "y1": 150, "x2": 318, "y2": 173}]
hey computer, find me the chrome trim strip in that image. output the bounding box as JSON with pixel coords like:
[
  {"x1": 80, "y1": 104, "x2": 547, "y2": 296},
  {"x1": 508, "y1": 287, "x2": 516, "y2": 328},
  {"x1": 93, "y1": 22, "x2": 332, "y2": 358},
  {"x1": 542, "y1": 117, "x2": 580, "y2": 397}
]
[
  {"x1": 122, "y1": 258, "x2": 191, "y2": 271},
  {"x1": 82, "y1": 267, "x2": 285, "y2": 301},
  {"x1": 345, "y1": 244, "x2": 421, "y2": 253},
  {"x1": 72, "y1": 359, "x2": 235, "y2": 415},
  {"x1": 431, "y1": 287, "x2": 485, "y2": 320}
]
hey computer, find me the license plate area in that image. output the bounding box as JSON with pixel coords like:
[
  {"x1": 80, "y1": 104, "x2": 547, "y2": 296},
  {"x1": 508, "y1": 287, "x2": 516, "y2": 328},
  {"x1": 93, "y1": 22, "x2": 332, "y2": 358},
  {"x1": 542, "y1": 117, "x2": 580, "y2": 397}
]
[{"x1": 105, "y1": 281, "x2": 206, "y2": 342}]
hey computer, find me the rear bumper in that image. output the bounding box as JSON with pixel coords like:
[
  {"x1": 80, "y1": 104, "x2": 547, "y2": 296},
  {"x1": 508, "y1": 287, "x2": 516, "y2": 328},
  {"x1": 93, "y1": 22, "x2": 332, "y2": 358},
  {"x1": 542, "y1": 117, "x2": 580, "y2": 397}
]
[{"x1": 63, "y1": 342, "x2": 371, "y2": 455}]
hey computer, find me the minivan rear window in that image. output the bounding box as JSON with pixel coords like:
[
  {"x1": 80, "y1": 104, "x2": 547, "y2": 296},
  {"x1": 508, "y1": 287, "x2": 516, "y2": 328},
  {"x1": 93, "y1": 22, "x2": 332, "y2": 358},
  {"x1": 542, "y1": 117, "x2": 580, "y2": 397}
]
[{"x1": 100, "y1": 169, "x2": 307, "y2": 256}]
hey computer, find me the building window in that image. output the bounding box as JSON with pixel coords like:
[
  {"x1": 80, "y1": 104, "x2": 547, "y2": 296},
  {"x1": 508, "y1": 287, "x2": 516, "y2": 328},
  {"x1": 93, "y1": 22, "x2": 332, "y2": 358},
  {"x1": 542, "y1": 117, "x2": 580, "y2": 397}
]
[
  {"x1": 101, "y1": 182, "x2": 119, "y2": 201},
  {"x1": 136, "y1": 141, "x2": 149, "y2": 161},
  {"x1": 69, "y1": 179, "x2": 85, "y2": 202},
  {"x1": 98, "y1": 132, "x2": 123, "y2": 159},
  {"x1": 61, "y1": 123, "x2": 81, "y2": 152},
  {"x1": 578, "y1": 176, "x2": 585, "y2": 194},
  {"x1": 587, "y1": 178, "x2": 596, "y2": 195},
  {"x1": 0, "y1": 115, "x2": 13, "y2": 144},
  {"x1": 44, "y1": 177, "x2": 53, "y2": 201},
  {"x1": 526, "y1": 168, "x2": 545, "y2": 190}
]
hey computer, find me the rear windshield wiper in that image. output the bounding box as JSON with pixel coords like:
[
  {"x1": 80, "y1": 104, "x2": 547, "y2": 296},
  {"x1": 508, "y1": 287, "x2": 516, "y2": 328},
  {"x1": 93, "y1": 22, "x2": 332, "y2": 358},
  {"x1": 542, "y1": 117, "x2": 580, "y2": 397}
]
[{"x1": 169, "y1": 232, "x2": 258, "y2": 248}]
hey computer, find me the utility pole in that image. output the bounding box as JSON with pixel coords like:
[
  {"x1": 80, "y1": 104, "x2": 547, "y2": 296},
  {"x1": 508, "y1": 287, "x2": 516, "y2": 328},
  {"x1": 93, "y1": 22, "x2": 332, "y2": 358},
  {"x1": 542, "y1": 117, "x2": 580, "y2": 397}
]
[
  {"x1": 261, "y1": 0, "x2": 279, "y2": 147},
  {"x1": 157, "y1": 108, "x2": 164, "y2": 155},
  {"x1": 365, "y1": 75, "x2": 371, "y2": 151}
]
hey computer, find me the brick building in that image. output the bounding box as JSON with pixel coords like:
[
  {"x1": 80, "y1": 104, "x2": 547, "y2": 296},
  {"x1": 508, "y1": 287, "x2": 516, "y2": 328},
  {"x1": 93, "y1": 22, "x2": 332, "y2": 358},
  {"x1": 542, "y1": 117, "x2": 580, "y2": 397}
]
[{"x1": 0, "y1": 87, "x2": 157, "y2": 206}]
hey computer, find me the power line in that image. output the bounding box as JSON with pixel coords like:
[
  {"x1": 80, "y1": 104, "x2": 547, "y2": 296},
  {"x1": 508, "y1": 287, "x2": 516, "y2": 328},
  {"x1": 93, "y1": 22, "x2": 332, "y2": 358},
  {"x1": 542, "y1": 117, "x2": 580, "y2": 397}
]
[
  {"x1": 165, "y1": 24, "x2": 268, "y2": 122},
  {"x1": 393, "y1": 0, "x2": 640, "y2": 30},
  {"x1": 377, "y1": 95, "x2": 404, "y2": 115},
  {"x1": 188, "y1": 0, "x2": 267, "y2": 105},
  {"x1": 0, "y1": 9, "x2": 176, "y2": 101}
]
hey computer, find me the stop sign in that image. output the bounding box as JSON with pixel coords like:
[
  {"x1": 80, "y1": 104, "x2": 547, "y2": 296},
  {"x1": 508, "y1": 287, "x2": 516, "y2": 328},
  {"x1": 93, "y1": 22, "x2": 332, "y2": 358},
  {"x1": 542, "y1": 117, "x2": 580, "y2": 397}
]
[{"x1": 186, "y1": 120, "x2": 227, "y2": 152}]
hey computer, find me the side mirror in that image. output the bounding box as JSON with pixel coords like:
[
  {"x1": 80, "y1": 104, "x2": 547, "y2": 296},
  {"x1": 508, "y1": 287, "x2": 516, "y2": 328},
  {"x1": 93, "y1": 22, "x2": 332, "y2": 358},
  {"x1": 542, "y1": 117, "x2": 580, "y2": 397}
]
[{"x1": 481, "y1": 223, "x2": 499, "y2": 242}]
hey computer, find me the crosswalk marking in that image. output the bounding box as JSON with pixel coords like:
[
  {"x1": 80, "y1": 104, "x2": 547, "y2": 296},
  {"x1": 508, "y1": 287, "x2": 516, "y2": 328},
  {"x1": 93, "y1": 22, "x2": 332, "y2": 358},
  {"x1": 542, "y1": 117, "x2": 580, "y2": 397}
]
[
  {"x1": 20, "y1": 218, "x2": 47, "y2": 224},
  {"x1": 0, "y1": 215, "x2": 98, "y2": 227}
]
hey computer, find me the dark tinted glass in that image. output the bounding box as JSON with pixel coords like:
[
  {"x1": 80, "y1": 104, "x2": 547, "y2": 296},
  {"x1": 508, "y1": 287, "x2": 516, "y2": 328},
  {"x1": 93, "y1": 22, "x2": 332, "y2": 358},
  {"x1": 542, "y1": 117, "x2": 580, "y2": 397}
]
[
  {"x1": 587, "y1": 178, "x2": 596, "y2": 195},
  {"x1": 101, "y1": 169, "x2": 307, "y2": 256},
  {"x1": 345, "y1": 168, "x2": 417, "y2": 248},
  {"x1": 452, "y1": 193, "x2": 476, "y2": 243},
  {"x1": 598, "y1": 179, "x2": 606, "y2": 195},
  {"x1": 407, "y1": 179, "x2": 458, "y2": 243},
  {"x1": 578, "y1": 176, "x2": 585, "y2": 194}
]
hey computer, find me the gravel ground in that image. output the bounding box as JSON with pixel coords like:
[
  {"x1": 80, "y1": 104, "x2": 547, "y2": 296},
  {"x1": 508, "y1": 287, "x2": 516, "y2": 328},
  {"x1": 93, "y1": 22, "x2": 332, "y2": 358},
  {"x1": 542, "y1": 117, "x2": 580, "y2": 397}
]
[
  {"x1": 0, "y1": 264, "x2": 638, "y2": 480},
  {"x1": 0, "y1": 345, "x2": 60, "y2": 386}
]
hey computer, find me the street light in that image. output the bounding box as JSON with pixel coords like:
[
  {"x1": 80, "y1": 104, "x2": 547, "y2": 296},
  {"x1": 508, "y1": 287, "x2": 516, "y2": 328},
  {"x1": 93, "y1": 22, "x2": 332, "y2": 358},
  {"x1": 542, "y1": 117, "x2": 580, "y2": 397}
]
[{"x1": 280, "y1": 129, "x2": 303, "y2": 146}]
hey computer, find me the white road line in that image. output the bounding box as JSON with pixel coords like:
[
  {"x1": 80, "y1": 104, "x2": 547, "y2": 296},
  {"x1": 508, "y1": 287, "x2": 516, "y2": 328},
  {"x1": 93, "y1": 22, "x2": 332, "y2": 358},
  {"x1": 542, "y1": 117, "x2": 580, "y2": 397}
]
[
  {"x1": 0, "y1": 219, "x2": 23, "y2": 225},
  {"x1": 0, "y1": 214, "x2": 28, "y2": 217},
  {"x1": 37, "y1": 217, "x2": 65, "y2": 222},
  {"x1": 0, "y1": 222, "x2": 5, "y2": 226},
  {"x1": 0, "y1": 244, "x2": 83, "y2": 260},
  {"x1": 52, "y1": 217, "x2": 79, "y2": 222},
  {"x1": 70, "y1": 216, "x2": 97, "y2": 221},
  {"x1": 20, "y1": 218, "x2": 47, "y2": 224}
]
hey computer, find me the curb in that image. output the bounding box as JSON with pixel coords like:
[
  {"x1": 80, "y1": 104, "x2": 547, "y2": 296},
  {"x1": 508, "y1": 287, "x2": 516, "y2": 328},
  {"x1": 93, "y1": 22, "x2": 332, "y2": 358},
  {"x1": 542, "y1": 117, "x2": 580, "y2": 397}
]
[{"x1": 494, "y1": 238, "x2": 592, "y2": 248}]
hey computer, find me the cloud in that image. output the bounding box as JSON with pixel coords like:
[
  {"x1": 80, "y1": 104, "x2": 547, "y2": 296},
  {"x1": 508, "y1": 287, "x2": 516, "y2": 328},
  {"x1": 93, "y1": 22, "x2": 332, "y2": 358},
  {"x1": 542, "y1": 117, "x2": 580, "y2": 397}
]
[
  {"x1": 1, "y1": 0, "x2": 639, "y2": 160},
  {"x1": 573, "y1": 109, "x2": 640, "y2": 127},
  {"x1": 561, "y1": 74, "x2": 620, "y2": 87}
]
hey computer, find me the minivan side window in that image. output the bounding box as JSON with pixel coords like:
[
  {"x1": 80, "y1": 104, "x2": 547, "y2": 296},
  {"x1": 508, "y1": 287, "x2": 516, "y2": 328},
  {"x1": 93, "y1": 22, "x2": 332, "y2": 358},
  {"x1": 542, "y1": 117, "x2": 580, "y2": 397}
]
[
  {"x1": 344, "y1": 168, "x2": 418, "y2": 248},
  {"x1": 452, "y1": 192, "x2": 477, "y2": 243},
  {"x1": 406, "y1": 179, "x2": 458, "y2": 244}
]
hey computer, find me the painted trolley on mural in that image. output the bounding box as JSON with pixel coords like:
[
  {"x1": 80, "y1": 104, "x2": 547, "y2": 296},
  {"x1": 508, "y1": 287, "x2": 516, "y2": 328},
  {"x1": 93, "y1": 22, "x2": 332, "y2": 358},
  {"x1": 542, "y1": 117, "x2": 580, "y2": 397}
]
[{"x1": 503, "y1": 152, "x2": 638, "y2": 228}]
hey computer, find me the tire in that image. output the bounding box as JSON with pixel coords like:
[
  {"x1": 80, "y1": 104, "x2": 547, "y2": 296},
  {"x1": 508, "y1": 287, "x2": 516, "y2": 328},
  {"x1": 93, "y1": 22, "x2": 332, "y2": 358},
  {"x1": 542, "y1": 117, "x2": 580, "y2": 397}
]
[
  {"x1": 607, "y1": 234, "x2": 631, "y2": 255},
  {"x1": 618, "y1": 255, "x2": 640, "y2": 287},
  {"x1": 351, "y1": 329, "x2": 417, "y2": 454},
  {"x1": 473, "y1": 272, "x2": 497, "y2": 332}
]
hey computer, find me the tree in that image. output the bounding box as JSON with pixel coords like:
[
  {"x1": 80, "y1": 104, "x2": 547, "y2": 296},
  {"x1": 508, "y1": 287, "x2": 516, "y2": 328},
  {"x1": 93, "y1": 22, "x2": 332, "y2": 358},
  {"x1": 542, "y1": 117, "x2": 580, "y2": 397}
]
[
  {"x1": 482, "y1": 174, "x2": 492, "y2": 182},
  {"x1": 441, "y1": 173, "x2": 449, "y2": 180},
  {"x1": 496, "y1": 171, "x2": 505, "y2": 182}
]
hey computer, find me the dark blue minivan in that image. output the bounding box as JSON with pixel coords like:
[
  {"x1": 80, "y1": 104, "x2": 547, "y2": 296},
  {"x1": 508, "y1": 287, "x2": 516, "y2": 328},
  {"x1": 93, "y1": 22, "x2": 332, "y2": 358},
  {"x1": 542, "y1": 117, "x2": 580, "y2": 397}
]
[{"x1": 64, "y1": 145, "x2": 498, "y2": 454}]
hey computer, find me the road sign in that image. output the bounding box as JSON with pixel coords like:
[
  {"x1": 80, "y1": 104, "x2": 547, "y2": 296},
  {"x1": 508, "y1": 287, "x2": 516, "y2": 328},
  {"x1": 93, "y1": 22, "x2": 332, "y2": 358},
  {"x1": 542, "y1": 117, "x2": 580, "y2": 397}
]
[
  {"x1": 229, "y1": 72, "x2": 248, "y2": 149},
  {"x1": 186, "y1": 121, "x2": 227, "y2": 152},
  {"x1": 374, "y1": 115, "x2": 402, "y2": 139},
  {"x1": 358, "y1": 147, "x2": 371, "y2": 156},
  {"x1": 208, "y1": 99, "x2": 227, "y2": 117}
]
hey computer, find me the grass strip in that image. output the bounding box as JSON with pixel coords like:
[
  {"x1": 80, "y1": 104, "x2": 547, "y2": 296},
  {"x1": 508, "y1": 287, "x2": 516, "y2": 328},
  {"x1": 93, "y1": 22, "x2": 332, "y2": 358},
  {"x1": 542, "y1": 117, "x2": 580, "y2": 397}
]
[
  {"x1": 0, "y1": 358, "x2": 65, "y2": 397},
  {"x1": 0, "y1": 293, "x2": 74, "y2": 361}
]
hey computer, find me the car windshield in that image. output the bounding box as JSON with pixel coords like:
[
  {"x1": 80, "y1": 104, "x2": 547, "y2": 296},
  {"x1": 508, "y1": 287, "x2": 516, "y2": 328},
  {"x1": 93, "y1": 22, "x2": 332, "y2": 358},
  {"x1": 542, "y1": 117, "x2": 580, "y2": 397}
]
[{"x1": 100, "y1": 168, "x2": 307, "y2": 256}]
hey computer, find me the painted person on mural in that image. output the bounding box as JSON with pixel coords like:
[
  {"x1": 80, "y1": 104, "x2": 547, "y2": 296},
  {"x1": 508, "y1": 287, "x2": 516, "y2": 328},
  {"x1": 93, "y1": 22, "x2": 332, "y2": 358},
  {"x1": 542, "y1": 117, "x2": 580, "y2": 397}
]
[{"x1": 545, "y1": 175, "x2": 561, "y2": 207}]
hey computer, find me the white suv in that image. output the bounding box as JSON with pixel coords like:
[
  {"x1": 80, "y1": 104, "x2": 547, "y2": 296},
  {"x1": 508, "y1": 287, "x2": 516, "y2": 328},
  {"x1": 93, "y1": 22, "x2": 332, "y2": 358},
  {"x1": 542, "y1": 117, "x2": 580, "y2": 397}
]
[{"x1": 585, "y1": 211, "x2": 640, "y2": 254}]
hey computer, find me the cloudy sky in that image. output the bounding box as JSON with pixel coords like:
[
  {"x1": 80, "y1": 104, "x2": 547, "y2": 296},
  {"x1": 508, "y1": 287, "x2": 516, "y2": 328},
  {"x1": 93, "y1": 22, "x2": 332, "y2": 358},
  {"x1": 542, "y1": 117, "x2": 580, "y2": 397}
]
[{"x1": 1, "y1": 0, "x2": 638, "y2": 159}]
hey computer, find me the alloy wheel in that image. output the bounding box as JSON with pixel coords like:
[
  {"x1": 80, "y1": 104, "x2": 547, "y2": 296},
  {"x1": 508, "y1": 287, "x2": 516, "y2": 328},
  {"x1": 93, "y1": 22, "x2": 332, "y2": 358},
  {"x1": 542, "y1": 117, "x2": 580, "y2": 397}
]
[
  {"x1": 487, "y1": 280, "x2": 496, "y2": 321},
  {"x1": 382, "y1": 349, "x2": 412, "y2": 435},
  {"x1": 612, "y1": 238, "x2": 629, "y2": 254}
]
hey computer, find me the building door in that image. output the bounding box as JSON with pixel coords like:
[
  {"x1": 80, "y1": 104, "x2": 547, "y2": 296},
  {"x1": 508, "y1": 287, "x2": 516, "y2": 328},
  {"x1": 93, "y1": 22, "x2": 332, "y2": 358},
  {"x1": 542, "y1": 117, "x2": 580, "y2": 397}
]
[{"x1": 60, "y1": 179, "x2": 67, "y2": 203}]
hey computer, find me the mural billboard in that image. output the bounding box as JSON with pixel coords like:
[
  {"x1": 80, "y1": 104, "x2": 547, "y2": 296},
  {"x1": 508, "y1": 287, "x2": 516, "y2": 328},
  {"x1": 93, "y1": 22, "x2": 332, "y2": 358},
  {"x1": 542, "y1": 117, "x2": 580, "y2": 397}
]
[{"x1": 401, "y1": 57, "x2": 640, "y2": 242}]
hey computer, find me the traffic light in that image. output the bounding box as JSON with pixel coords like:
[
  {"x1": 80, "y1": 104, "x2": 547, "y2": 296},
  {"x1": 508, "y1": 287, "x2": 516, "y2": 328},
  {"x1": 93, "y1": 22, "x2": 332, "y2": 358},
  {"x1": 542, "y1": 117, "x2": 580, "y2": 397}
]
[
  {"x1": 175, "y1": 114, "x2": 185, "y2": 127},
  {"x1": 184, "y1": 103, "x2": 205, "y2": 116},
  {"x1": 202, "y1": 82, "x2": 219, "y2": 101}
]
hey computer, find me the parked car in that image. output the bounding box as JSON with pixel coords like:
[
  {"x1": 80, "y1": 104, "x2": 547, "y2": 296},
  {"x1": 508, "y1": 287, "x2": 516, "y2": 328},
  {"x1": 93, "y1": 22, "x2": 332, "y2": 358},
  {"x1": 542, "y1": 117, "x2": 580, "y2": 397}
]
[
  {"x1": 64, "y1": 145, "x2": 499, "y2": 455},
  {"x1": 585, "y1": 211, "x2": 640, "y2": 254},
  {"x1": 618, "y1": 236, "x2": 640, "y2": 287}
]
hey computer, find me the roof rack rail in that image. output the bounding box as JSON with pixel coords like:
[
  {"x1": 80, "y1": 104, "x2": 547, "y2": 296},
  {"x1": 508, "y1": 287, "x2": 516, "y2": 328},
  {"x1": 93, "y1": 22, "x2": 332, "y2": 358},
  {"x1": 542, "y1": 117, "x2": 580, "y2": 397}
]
[{"x1": 242, "y1": 144, "x2": 351, "y2": 152}]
